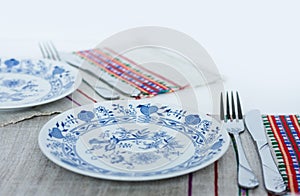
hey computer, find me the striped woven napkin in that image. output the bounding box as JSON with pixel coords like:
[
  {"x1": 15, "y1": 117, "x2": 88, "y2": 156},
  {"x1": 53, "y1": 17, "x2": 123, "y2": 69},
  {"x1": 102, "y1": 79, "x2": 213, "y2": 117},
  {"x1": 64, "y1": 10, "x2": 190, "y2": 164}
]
[
  {"x1": 263, "y1": 115, "x2": 300, "y2": 194},
  {"x1": 70, "y1": 47, "x2": 220, "y2": 98},
  {"x1": 74, "y1": 48, "x2": 184, "y2": 98}
]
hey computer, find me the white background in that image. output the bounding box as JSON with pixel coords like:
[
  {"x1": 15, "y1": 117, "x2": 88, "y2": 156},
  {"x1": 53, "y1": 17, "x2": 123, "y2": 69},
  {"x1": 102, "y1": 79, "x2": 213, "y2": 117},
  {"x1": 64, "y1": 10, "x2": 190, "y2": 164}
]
[{"x1": 0, "y1": 0, "x2": 299, "y2": 114}]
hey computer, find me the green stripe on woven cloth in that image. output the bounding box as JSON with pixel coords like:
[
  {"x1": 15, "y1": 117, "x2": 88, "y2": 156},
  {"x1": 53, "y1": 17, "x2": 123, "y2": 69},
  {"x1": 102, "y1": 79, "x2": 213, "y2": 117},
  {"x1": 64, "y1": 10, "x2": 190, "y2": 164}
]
[
  {"x1": 262, "y1": 115, "x2": 300, "y2": 193},
  {"x1": 239, "y1": 188, "x2": 249, "y2": 196}
]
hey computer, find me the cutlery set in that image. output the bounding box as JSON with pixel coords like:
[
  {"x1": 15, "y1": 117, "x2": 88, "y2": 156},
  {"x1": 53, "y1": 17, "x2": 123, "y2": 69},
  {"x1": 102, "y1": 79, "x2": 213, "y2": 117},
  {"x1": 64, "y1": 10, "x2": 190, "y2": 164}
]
[
  {"x1": 38, "y1": 41, "x2": 287, "y2": 194},
  {"x1": 221, "y1": 91, "x2": 286, "y2": 194},
  {"x1": 220, "y1": 92, "x2": 259, "y2": 189}
]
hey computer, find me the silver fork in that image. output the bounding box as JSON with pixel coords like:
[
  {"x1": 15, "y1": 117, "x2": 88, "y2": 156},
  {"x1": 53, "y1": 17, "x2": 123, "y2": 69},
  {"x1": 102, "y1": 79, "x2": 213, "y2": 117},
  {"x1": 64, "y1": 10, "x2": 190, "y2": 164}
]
[
  {"x1": 220, "y1": 91, "x2": 259, "y2": 189},
  {"x1": 39, "y1": 42, "x2": 120, "y2": 100}
]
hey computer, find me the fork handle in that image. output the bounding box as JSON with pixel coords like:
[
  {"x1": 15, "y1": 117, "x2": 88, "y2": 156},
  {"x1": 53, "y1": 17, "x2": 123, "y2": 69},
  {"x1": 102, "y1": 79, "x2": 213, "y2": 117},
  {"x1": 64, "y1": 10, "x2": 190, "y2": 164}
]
[{"x1": 233, "y1": 133, "x2": 259, "y2": 188}]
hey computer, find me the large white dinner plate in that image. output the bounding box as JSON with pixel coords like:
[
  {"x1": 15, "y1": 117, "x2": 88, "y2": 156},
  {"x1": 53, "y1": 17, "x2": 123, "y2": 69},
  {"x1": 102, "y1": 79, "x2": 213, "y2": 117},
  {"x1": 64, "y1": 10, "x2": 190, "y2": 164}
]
[
  {"x1": 0, "y1": 57, "x2": 82, "y2": 110},
  {"x1": 38, "y1": 100, "x2": 230, "y2": 181}
]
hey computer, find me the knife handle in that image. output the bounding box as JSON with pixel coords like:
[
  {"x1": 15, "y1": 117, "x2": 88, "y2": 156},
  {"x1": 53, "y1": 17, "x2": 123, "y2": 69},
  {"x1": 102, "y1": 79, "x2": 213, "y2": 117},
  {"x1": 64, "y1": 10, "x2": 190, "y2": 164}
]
[{"x1": 257, "y1": 141, "x2": 287, "y2": 194}]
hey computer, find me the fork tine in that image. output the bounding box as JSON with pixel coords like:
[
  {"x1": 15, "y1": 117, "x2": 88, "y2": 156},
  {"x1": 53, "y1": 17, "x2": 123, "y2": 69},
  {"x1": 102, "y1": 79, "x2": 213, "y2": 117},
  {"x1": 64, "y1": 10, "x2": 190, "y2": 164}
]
[
  {"x1": 49, "y1": 41, "x2": 61, "y2": 61},
  {"x1": 226, "y1": 92, "x2": 231, "y2": 120},
  {"x1": 41, "y1": 42, "x2": 51, "y2": 59},
  {"x1": 231, "y1": 91, "x2": 236, "y2": 119},
  {"x1": 38, "y1": 43, "x2": 47, "y2": 59},
  {"x1": 220, "y1": 93, "x2": 224, "y2": 121},
  {"x1": 44, "y1": 42, "x2": 57, "y2": 60},
  {"x1": 236, "y1": 91, "x2": 243, "y2": 119}
]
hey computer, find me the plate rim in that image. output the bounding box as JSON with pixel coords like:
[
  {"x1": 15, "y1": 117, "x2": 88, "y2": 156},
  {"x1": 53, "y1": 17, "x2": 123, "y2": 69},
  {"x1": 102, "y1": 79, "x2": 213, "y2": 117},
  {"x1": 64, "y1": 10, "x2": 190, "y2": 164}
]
[
  {"x1": 0, "y1": 58, "x2": 82, "y2": 110},
  {"x1": 38, "y1": 101, "x2": 230, "y2": 181}
]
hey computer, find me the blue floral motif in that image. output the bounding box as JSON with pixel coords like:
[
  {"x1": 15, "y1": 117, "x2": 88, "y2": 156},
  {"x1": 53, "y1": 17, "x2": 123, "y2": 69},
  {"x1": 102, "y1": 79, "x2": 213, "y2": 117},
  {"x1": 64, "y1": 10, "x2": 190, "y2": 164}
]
[
  {"x1": 0, "y1": 78, "x2": 40, "y2": 102},
  {"x1": 211, "y1": 139, "x2": 224, "y2": 151},
  {"x1": 4, "y1": 58, "x2": 19, "y2": 68},
  {"x1": 82, "y1": 126, "x2": 185, "y2": 169},
  {"x1": 77, "y1": 110, "x2": 95, "y2": 122},
  {"x1": 163, "y1": 107, "x2": 187, "y2": 119},
  {"x1": 200, "y1": 120, "x2": 212, "y2": 132},
  {"x1": 0, "y1": 57, "x2": 77, "y2": 105},
  {"x1": 137, "y1": 104, "x2": 158, "y2": 116},
  {"x1": 130, "y1": 152, "x2": 160, "y2": 165},
  {"x1": 185, "y1": 114, "x2": 201, "y2": 125},
  {"x1": 52, "y1": 66, "x2": 65, "y2": 75},
  {"x1": 94, "y1": 106, "x2": 114, "y2": 119},
  {"x1": 111, "y1": 155, "x2": 124, "y2": 164},
  {"x1": 115, "y1": 128, "x2": 137, "y2": 139},
  {"x1": 112, "y1": 104, "x2": 136, "y2": 116},
  {"x1": 49, "y1": 127, "x2": 64, "y2": 139},
  {"x1": 63, "y1": 133, "x2": 79, "y2": 145},
  {"x1": 43, "y1": 102, "x2": 226, "y2": 179},
  {"x1": 2, "y1": 79, "x2": 25, "y2": 88}
]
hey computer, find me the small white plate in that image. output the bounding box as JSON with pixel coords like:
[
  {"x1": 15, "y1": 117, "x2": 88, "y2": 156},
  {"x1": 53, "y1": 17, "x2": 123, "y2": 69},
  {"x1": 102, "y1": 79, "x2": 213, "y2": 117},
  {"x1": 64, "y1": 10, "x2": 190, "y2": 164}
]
[
  {"x1": 0, "y1": 58, "x2": 82, "y2": 109},
  {"x1": 38, "y1": 100, "x2": 230, "y2": 181}
]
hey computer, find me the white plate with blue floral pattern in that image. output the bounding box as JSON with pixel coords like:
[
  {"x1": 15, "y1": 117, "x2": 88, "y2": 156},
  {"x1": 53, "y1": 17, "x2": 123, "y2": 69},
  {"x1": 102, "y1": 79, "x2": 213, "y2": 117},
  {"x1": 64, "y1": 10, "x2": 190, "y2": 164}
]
[
  {"x1": 38, "y1": 100, "x2": 230, "y2": 181},
  {"x1": 0, "y1": 58, "x2": 82, "y2": 110}
]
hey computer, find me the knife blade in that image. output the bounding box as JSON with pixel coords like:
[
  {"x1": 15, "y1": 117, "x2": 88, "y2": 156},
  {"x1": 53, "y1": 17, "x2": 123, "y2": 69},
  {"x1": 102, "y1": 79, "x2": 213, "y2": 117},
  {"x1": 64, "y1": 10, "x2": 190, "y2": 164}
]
[{"x1": 245, "y1": 110, "x2": 286, "y2": 194}]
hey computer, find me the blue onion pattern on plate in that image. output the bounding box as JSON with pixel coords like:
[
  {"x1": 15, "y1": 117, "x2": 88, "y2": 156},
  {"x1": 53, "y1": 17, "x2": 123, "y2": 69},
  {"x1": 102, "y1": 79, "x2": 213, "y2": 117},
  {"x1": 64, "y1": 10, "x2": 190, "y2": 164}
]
[
  {"x1": 0, "y1": 58, "x2": 82, "y2": 109},
  {"x1": 38, "y1": 100, "x2": 230, "y2": 181}
]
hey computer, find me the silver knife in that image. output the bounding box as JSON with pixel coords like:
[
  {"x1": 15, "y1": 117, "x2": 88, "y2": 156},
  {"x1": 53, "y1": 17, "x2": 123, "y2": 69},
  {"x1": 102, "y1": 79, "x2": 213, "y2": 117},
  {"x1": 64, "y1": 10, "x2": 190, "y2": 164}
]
[{"x1": 245, "y1": 110, "x2": 286, "y2": 194}]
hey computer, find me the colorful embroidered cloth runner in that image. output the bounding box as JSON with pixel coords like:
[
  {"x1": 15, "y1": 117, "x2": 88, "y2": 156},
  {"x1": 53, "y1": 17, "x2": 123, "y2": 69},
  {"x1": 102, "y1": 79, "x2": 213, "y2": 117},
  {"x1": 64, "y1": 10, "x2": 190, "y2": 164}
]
[
  {"x1": 262, "y1": 115, "x2": 300, "y2": 194},
  {"x1": 74, "y1": 48, "x2": 186, "y2": 98}
]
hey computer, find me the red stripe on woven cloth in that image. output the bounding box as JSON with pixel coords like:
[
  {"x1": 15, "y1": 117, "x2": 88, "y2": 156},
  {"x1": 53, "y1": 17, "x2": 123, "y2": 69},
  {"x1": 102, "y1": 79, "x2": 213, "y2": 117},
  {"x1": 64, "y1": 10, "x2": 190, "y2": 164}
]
[
  {"x1": 68, "y1": 88, "x2": 98, "y2": 106},
  {"x1": 76, "y1": 51, "x2": 152, "y2": 94},
  {"x1": 290, "y1": 115, "x2": 300, "y2": 146},
  {"x1": 77, "y1": 50, "x2": 168, "y2": 95},
  {"x1": 93, "y1": 49, "x2": 171, "y2": 91},
  {"x1": 104, "y1": 47, "x2": 184, "y2": 88},
  {"x1": 280, "y1": 115, "x2": 300, "y2": 161},
  {"x1": 214, "y1": 161, "x2": 218, "y2": 196},
  {"x1": 188, "y1": 173, "x2": 193, "y2": 196},
  {"x1": 76, "y1": 89, "x2": 97, "y2": 103},
  {"x1": 66, "y1": 96, "x2": 81, "y2": 106},
  {"x1": 93, "y1": 49, "x2": 173, "y2": 92},
  {"x1": 76, "y1": 51, "x2": 155, "y2": 94},
  {"x1": 268, "y1": 115, "x2": 298, "y2": 192}
]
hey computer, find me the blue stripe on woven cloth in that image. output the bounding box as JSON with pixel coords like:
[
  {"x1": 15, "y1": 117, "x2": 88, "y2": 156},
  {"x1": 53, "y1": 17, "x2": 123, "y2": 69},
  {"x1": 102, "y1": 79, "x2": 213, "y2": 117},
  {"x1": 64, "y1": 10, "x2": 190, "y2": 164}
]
[{"x1": 263, "y1": 115, "x2": 300, "y2": 193}]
